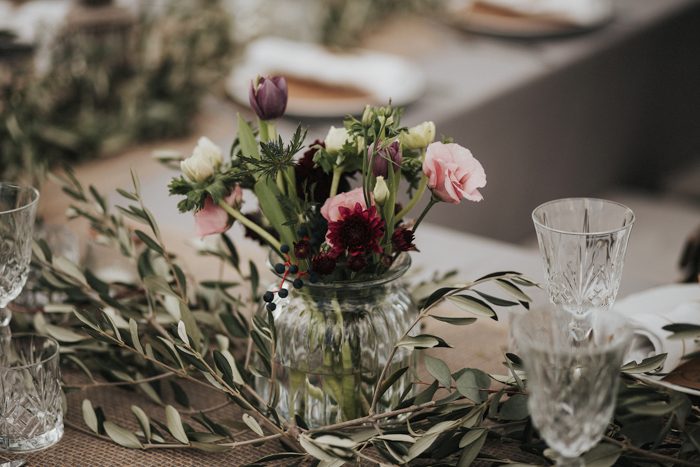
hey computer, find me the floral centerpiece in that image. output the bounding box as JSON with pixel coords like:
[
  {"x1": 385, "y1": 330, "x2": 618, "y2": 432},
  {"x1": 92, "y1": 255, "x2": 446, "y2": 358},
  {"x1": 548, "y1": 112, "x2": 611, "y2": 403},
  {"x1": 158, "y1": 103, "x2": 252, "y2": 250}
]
[{"x1": 169, "y1": 75, "x2": 487, "y2": 426}]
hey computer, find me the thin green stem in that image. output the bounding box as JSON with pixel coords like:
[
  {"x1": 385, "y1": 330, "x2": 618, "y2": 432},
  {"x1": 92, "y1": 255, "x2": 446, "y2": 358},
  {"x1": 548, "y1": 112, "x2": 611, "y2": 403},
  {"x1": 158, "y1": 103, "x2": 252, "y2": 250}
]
[
  {"x1": 396, "y1": 146, "x2": 428, "y2": 221},
  {"x1": 412, "y1": 197, "x2": 438, "y2": 232},
  {"x1": 218, "y1": 200, "x2": 281, "y2": 253},
  {"x1": 329, "y1": 167, "x2": 343, "y2": 198}
]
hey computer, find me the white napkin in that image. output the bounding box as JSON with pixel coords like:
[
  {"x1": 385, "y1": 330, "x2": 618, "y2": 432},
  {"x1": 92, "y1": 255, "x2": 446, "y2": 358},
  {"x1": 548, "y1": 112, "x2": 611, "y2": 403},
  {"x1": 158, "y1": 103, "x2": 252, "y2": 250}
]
[
  {"x1": 615, "y1": 284, "x2": 700, "y2": 374},
  {"x1": 477, "y1": 0, "x2": 612, "y2": 26}
]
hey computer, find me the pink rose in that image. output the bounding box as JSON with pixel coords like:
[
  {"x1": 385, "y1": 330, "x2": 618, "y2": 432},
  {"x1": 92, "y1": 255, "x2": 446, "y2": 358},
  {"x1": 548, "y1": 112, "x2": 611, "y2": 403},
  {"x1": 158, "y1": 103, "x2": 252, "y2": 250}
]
[
  {"x1": 423, "y1": 142, "x2": 486, "y2": 204},
  {"x1": 320, "y1": 187, "x2": 371, "y2": 222},
  {"x1": 194, "y1": 185, "x2": 243, "y2": 237}
]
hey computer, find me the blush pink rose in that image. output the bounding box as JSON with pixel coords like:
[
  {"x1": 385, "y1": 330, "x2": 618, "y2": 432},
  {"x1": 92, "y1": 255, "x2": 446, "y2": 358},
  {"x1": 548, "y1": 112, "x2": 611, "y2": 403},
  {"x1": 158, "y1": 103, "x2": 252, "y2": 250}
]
[
  {"x1": 320, "y1": 187, "x2": 371, "y2": 222},
  {"x1": 194, "y1": 185, "x2": 243, "y2": 237},
  {"x1": 423, "y1": 142, "x2": 486, "y2": 204}
]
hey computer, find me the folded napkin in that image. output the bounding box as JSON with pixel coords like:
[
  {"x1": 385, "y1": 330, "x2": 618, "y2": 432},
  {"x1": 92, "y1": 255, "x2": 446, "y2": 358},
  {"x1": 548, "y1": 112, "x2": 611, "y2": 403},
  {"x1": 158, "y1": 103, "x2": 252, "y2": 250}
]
[
  {"x1": 477, "y1": 0, "x2": 612, "y2": 26},
  {"x1": 615, "y1": 284, "x2": 700, "y2": 374}
]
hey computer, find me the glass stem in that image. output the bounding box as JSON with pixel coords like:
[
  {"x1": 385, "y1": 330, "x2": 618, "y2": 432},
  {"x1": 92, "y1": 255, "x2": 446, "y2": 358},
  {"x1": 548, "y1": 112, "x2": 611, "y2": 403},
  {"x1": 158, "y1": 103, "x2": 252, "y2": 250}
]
[{"x1": 0, "y1": 305, "x2": 11, "y2": 358}]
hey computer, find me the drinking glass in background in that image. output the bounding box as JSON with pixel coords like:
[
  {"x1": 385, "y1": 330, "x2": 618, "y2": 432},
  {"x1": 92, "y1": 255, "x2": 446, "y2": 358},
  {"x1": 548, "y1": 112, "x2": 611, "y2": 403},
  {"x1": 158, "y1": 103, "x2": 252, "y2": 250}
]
[
  {"x1": 0, "y1": 183, "x2": 40, "y2": 343},
  {"x1": 0, "y1": 334, "x2": 63, "y2": 452},
  {"x1": 511, "y1": 308, "x2": 631, "y2": 467},
  {"x1": 532, "y1": 198, "x2": 634, "y2": 338}
]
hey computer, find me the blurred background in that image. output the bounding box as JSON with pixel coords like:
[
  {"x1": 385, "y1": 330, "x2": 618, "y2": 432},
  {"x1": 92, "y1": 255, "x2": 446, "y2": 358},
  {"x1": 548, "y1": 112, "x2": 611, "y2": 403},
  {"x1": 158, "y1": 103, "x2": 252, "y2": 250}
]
[{"x1": 1, "y1": 0, "x2": 699, "y2": 285}]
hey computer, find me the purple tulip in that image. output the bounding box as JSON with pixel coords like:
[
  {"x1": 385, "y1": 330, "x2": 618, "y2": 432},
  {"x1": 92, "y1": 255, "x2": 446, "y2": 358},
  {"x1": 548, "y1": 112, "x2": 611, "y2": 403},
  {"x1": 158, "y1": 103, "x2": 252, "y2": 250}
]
[
  {"x1": 370, "y1": 141, "x2": 402, "y2": 177},
  {"x1": 249, "y1": 76, "x2": 288, "y2": 120}
]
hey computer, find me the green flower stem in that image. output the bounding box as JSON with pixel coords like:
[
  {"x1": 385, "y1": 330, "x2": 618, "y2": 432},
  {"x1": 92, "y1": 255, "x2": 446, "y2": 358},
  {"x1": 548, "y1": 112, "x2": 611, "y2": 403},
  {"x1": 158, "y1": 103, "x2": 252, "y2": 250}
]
[
  {"x1": 276, "y1": 171, "x2": 286, "y2": 195},
  {"x1": 395, "y1": 148, "x2": 428, "y2": 220},
  {"x1": 329, "y1": 166, "x2": 343, "y2": 198},
  {"x1": 412, "y1": 197, "x2": 438, "y2": 232},
  {"x1": 258, "y1": 119, "x2": 276, "y2": 143},
  {"x1": 218, "y1": 200, "x2": 282, "y2": 254},
  {"x1": 396, "y1": 175, "x2": 427, "y2": 221}
]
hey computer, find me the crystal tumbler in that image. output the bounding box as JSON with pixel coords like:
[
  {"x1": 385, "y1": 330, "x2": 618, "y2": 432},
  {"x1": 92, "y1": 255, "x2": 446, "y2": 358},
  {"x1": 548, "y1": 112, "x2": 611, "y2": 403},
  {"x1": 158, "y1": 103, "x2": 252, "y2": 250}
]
[
  {"x1": 0, "y1": 334, "x2": 63, "y2": 452},
  {"x1": 512, "y1": 308, "x2": 631, "y2": 466}
]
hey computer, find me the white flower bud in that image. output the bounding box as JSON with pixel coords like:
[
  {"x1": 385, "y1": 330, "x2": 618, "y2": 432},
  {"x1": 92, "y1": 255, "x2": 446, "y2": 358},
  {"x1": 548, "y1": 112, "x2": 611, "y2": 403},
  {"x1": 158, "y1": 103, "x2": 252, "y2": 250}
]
[
  {"x1": 361, "y1": 105, "x2": 372, "y2": 125},
  {"x1": 324, "y1": 126, "x2": 351, "y2": 155},
  {"x1": 373, "y1": 176, "x2": 390, "y2": 205},
  {"x1": 400, "y1": 121, "x2": 436, "y2": 150},
  {"x1": 181, "y1": 137, "x2": 223, "y2": 182}
]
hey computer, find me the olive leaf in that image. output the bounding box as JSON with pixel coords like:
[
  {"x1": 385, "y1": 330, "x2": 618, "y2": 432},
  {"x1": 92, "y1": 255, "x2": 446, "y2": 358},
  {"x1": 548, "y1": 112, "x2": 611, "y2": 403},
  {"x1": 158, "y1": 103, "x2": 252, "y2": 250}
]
[
  {"x1": 104, "y1": 421, "x2": 143, "y2": 449},
  {"x1": 165, "y1": 405, "x2": 189, "y2": 444}
]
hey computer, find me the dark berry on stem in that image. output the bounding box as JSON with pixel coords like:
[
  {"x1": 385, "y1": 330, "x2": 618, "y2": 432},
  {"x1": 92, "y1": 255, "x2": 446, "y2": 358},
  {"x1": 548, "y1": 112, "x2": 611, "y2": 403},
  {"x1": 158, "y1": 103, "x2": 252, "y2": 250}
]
[
  {"x1": 266, "y1": 302, "x2": 277, "y2": 312},
  {"x1": 263, "y1": 291, "x2": 274, "y2": 302},
  {"x1": 293, "y1": 278, "x2": 304, "y2": 289},
  {"x1": 274, "y1": 263, "x2": 286, "y2": 274},
  {"x1": 280, "y1": 244, "x2": 290, "y2": 254},
  {"x1": 278, "y1": 288, "x2": 289, "y2": 298},
  {"x1": 289, "y1": 264, "x2": 299, "y2": 274}
]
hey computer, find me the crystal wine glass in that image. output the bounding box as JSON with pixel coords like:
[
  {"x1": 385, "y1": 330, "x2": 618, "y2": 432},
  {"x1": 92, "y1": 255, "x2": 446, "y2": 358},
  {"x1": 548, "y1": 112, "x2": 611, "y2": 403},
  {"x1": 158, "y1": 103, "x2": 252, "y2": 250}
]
[
  {"x1": 0, "y1": 183, "x2": 40, "y2": 344},
  {"x1": 532, "y1": 198, "x2": 634, "y2": 338},
  {"x1": 511, "y1": 307, "x2": 632, "y2": 466}
]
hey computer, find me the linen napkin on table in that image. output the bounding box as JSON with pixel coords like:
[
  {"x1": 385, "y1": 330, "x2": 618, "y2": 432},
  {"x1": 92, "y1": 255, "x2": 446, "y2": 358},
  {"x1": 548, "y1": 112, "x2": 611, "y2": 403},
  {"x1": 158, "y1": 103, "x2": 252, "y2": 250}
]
[{"x1": 615, "y1": 284, "x2": 700, "y2": 374}]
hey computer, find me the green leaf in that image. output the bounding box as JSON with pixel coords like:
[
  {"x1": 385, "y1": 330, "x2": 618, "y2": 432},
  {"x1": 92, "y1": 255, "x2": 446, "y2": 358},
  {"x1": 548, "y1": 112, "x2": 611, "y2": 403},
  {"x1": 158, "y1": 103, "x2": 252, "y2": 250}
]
[
  {"x1": 456, "y1": 371, "x2": 484, "y2": 403},
  {"x1": 376, "y1": 366, "x2": 409, "y2": 402},
  {"x1": 82, "y1": 399, "x2": 99, "y2": 433},
  {"x1": 459, "y1": 428, "x2": 486, "y2": 448},
  {"x1": 45, "y1": 324, "x2": 88, "y2": 343},
  {"x1": 104, "y1": 421, "x2": 143, "y2": 449},
  {"x1": 496, "y1": 279, "x2": 531, "y2": 302},
  {"x1": 129, "y1": 319, "x2": 144, "y2": 354},
  {"x1": 429, "y1": 315, "x2": 477, "y2": 326},
  {"x1": 621, "y1": 353, "x2": 667, "y2": 374},
  {"x1": 398, "y1": 334, "x2": 451, "y2": 350},
  {"x1": 190, "y1": 442, "x2": 230, "y2": 453},
  {"x1": 131, "y1": 405, "x2": 151, "y2": 442},
  {"x1": 424, "y1": 355, "x2": 452, "y2": 387},
  {"x1": 663, "y1": 323, "x2": 700, "y2": 340},
  {"x1": 457, "y1": 430, "x2": 487, "y2": 467},
  {"x1": 242, "y1": 413, "x2": 264, "y2": 436},
  {"x1": 165, "y1": 405, "x2": 189, "y2": 444},
  {"x1": 53, "y1": 256, "x2": 87, "y2": 285},
  {"x1": 245, "y1": 452, "x2": 306, "y2": 465},
  {"x1": 474, "y1": 290, "x2": 519, "y2": 307},
  {"x1": 499, "y1": 394, "x2": 529, "y2": 421},
  {"x1": 134, "y1": 230, "x2": 164, "y2": 256},
  {"x1": 237, "y1": 114, "x2": 260, "y2": 158},
  {"x1": 213, "y1": 350, "x2": 244, "y2": 386},
  {"x1": 422, "y1": 287, "x2": 456, "y2": 309},
  {"x1": 447, "y1": 295, "x2": 497, "y2": 320},
  {"x1": 582, "y1": 442, "x2": 622, "y2": 467}
]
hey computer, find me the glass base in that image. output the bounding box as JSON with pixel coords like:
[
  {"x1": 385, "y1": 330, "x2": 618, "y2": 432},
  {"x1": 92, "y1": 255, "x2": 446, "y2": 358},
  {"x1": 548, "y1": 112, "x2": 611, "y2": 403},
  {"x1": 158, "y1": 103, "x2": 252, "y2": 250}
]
[{"x1": 0, "y1": 419, "x2": 63, "y2": 453}]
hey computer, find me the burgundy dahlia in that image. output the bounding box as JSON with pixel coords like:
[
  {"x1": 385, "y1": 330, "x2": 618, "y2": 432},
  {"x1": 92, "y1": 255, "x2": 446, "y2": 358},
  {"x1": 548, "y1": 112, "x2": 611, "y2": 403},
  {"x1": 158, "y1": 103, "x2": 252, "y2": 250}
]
[
  {"x1": 392, "y1": 227, "x2": 418, "y2": 252},
  {"x1": 312, "y1": 253, "x2": 337, "y2": 275},
  {"x1": 326, "y1": 203, "x2": 385, "y2": 257},
  {"x1": 347, "y1": 254, "x2": 367, "y2": 272}
]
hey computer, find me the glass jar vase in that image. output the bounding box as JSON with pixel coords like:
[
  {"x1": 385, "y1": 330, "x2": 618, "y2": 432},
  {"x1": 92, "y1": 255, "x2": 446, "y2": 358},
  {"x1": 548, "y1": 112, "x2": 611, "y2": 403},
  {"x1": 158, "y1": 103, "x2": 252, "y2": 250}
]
[{"x1": 254, "y1": 254, "x2": 417, "y2": 427}]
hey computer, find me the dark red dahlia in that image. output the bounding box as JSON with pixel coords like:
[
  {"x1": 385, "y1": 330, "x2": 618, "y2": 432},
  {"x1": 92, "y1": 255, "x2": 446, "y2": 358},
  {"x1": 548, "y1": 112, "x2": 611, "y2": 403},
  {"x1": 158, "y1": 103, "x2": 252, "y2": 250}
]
[
  {"x1": 294, "y1": 239, "x2": 311, "y2": 259},
  {"x1": 347, "y1": 255, "x2": 367, "y2": 272},
  {"x1": 295, "y1": 141, "x2": 352, "y2": 203},
  {"x1": 311, "y1": 253, "x2": 337, "y2": 275},
  {"x1": 392, "y1": 227, "x2": 418, "y2": 252},
  {"x1": 326, "y1": 203, "x2": 385, "y2": 256}
]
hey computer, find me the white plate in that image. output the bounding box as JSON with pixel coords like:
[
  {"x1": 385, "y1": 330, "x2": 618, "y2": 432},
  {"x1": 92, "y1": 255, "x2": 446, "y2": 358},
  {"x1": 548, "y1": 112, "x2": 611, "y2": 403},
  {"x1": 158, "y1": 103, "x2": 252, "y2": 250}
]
[
  {"x1": 227, "y1": 37, "x2": 426, "y2": 118},
  {"x1": 616, "y1": 284, "x2": 700, "y2": 396},
  {"x1": 447, "y1": 0, "x2": 614, "y2": 39}
]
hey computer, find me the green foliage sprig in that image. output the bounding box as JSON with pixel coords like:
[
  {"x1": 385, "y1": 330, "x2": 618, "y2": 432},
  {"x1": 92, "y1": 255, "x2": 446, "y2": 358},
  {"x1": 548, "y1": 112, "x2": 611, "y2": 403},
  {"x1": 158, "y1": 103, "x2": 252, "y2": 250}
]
[{"x1": 14, "y1": 174, "x2": 700, "y2": 465}]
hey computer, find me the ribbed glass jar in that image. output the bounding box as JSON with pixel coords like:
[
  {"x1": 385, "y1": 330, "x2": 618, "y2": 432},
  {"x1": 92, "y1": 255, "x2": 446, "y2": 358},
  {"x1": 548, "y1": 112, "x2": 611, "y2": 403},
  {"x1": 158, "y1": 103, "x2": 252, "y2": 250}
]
[{"x1": 254, "y1": 254, "x2": 417, "y2": 427}]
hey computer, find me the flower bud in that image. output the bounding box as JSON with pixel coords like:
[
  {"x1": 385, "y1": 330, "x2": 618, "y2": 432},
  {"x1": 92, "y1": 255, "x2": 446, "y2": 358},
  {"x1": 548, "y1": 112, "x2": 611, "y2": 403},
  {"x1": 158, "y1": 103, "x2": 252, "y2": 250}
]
[
  {"x1": 249, "y1": 75, "x2": 288, "y2": 120},
  {"x1": 181, "y1": 137, "x2": 223, "y2": 183},
  {"x1": 400, "y1": 121, "x2": 436, "y2": 150},
  {"x1": 361, "y1": 105, "x2": 372, "y2": 125},
  {"x1": 373, "y1": 176, "x2": 389, "y2": 205},
  {"x1": 370, "y1": 141, "x2": 402, "y2": 177},
  {"x1": 324, "y1": 126, "x2": 351, "y2": 155}
]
